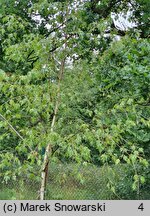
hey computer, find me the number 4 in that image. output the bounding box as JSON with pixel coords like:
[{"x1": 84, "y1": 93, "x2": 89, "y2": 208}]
[{"x1": 138, "y1": 203, "x2": 144, "y2": 211}]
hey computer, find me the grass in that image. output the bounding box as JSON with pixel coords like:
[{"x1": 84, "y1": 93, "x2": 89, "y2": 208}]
[{"x1": 0, "y1": 163, "x2": 149, "y2": 200}]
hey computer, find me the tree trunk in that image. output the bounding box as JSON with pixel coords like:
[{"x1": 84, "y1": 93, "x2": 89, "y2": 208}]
[
  {"x1": 39, "y1": 59, "x2": 65, "y2": 200},
  {"x1": 39, "y1": 0, "x2": 69, "y2": 199}
]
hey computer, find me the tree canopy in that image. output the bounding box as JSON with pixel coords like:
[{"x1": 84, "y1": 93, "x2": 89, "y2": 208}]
[{"x1": 0, "y1": 0, "x2": 149, "y2": 199}]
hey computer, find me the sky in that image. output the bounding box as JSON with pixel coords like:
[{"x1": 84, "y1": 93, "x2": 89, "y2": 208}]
[{"x1": 111, "y1": 11, "x2": 137, "y2": 31}]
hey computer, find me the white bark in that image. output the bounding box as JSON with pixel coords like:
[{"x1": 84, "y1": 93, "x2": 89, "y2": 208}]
[
  {"x1": 39, "y1": 60, "x2": 65, "y2": 200},
  {"x1": 39, "y1": 2, "x2": 69, "y2": 199}
]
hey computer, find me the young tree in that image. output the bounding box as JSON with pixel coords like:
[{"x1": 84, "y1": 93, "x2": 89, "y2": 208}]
[{"x1": 0, "y1": 0, "x2": 149, "y2": 199}]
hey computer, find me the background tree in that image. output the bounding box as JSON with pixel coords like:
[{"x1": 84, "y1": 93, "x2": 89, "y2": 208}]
[{"x1": 0, "y1": 0, "x2": 149, "y2": 199}]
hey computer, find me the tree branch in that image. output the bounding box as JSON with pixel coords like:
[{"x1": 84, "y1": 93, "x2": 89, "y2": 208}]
[
  {"x1": 0, "y1": 113, "x2": 24, "y2": 140},
  {"x1": 90, "y1": 0, "x2": 121, "y2": 18}
]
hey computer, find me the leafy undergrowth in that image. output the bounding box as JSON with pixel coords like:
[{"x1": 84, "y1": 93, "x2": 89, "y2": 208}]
[{"x1": 0, "y1": 163, "x2": 149, "y2": 200}]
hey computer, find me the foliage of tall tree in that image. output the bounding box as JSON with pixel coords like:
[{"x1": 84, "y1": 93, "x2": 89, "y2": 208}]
[{"x1": 0, "y1": 0, "x2": 149, "y2": 199}]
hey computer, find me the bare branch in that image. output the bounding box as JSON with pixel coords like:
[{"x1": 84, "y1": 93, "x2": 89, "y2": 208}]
[{"x1": 0, "y1": 113, "x2": 24, "y2": 140}]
